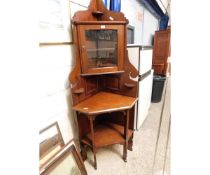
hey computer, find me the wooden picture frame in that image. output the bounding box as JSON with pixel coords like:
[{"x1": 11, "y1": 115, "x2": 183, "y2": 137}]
[
  {"x1": 39, "y1": 122, "x2": 64, "y2": 168},
  {"x1": 40, "y1": 142, "x2": 87, "y2": 175}
]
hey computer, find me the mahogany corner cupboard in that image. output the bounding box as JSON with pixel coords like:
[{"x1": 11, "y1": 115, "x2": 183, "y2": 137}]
[{"x1": 69, "y1": 0, "x2": 138, "y2": 170}]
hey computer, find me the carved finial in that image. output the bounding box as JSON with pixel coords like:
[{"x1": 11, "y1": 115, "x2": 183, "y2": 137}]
[
  {"x1": 72, "y1": 0, "x2": 128, "y2": 24},
  {"x1": 89, "y1": 0, "x2": 106, "y2": 18}
]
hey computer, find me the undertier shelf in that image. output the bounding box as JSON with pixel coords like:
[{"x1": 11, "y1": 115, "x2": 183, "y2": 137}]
[
  {"x1": 80, "y1": 70, "x2": 125, "y2": 76},
  {"x1": 81, "y1": 122, "x2": 133, "y2": 148}
]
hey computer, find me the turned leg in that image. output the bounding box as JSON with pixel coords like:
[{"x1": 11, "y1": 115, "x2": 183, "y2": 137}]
[
  {"x1": 123, "y1": 110, "x2": 129, "y2": 162},
  {"x1": 80, "y1": 143, "x2": 87, "y2": 161},
  {"x1": 89, "y1": 115, "x2": 97, "y2": 169},
  {"x1": 93, "y1": 149, "x2": 97, "y2": 169},
  {"x1": 128, "y1": 134, "x2": 133, "y2": 151},
  {"x1": 123, "y1": 142, "x2": 127, "y2": 162}
]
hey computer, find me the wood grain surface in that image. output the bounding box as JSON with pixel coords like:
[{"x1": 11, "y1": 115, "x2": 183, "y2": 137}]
[{"x1": 72, "y1": 91, "x2": 137, "y2": 115}]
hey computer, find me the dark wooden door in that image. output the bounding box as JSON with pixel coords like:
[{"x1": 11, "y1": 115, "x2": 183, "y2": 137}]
[{"x1": 152, "y1": 28, "x2": 170, "y2": 75}]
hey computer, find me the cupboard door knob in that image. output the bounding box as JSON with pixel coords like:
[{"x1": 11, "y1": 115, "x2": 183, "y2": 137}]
[{"x1": 82, "y1": 45, "x2": 86, "y2": 51}]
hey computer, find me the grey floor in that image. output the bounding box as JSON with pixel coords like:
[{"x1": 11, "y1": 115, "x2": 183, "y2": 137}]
[{"x1": 84, "y1": 78, "x2": 171, "y2": 175}]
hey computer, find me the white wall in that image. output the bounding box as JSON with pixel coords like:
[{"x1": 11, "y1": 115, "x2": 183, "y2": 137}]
[
  {"x1": 121, "y1": 0, "x2": 144, "y2": 44},
  {"x1": 39, "y1": 1, "x2": 90, "y2": 144},
  {"x1": 121, "y1": 0, "x2": 159, "y2": 45},
  {"x1": 39, "y1": 45, "x2": 76, "y2": 143},
  {"x1": 142, "y1": 9, "x2": 159, "y2": 45},
  {"x1": 70, "y1": 0, "x2": 88, "y2": 15}
]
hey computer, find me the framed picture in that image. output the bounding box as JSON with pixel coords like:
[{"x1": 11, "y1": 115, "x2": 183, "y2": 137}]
[
  {"x1": 127, "y1": 25, "x2": 135, "y2": 44},
  {"x1": 39, "y1": 0, "x2": 72, "y2": 44},
  {"x1": 39, "y1": 122, "x2": 64, "y2": 168},
  {"x1": 40, "y1": 142, "x2": 87, "y2": 175}
]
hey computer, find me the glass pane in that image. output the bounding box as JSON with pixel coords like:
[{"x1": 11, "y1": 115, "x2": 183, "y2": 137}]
[
  {"x1": 49, "y1": 155, "x2": 81, "y2": 175},
  {"x1": 85, "y1": 30, "x2": 118, "y2": 68}
]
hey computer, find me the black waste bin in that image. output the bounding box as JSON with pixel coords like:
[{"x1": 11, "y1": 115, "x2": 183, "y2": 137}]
[{"x1": 151, "y1": 75, "x2": 166, "y2": 103}]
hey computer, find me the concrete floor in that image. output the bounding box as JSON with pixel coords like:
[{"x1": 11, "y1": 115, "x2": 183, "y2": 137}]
[{"x1": 84, "y1": 78, "x2": 171, "y2": 175}]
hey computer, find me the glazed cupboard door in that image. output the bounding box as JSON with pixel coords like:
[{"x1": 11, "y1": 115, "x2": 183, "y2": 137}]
[{"x1": 78, "y1": 25, "x2": 124, "y2": 74}]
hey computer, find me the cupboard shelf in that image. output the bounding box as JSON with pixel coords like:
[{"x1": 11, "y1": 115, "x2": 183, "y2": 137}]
[
  {"x1": 87, "y1": 48, "x2": 116, "y2": 52},
  {"x1": 81, "y1": 122, "x2": 133, "y2": 148},
  {"x1": 80, "y1": 70, "x2": 125, "y2": 76}
]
